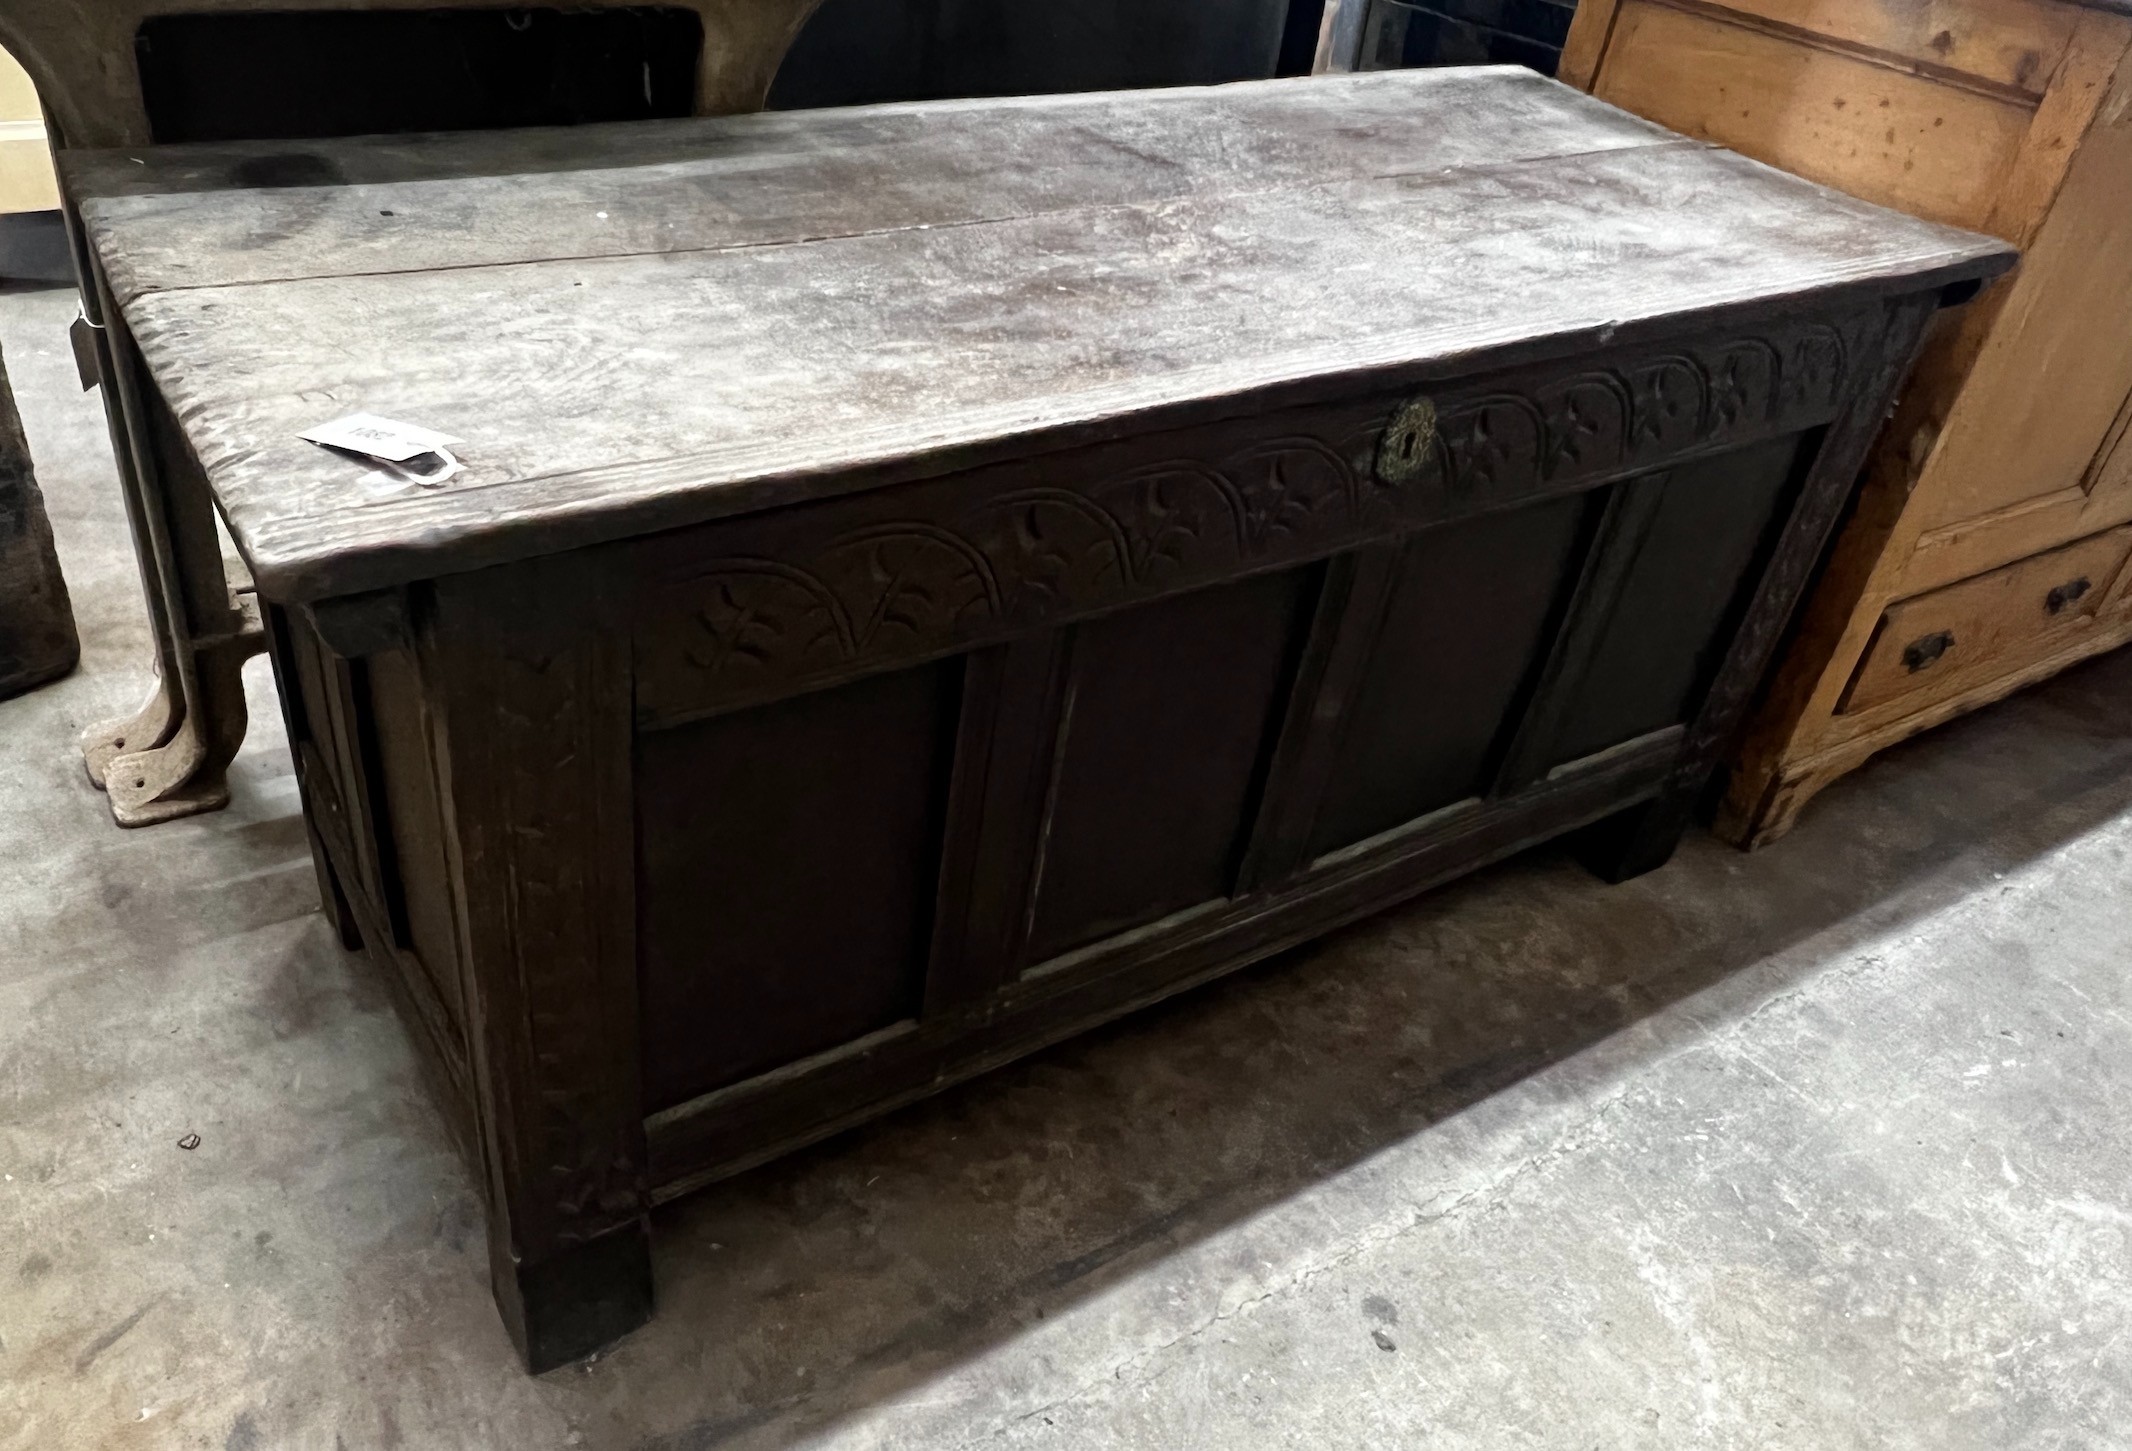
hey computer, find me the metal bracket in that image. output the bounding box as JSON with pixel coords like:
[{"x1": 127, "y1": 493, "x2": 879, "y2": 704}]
[{"x1": 81, "y1": 588, "x2": 268, "y2": 827}]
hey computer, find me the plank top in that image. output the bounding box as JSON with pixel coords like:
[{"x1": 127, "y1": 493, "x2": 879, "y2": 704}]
[{"x1": 67, "y1": 67, "x2": 2014, "y2": 601}]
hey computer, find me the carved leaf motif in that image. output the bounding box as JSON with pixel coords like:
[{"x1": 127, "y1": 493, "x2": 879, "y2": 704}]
[
  {"x1": 973, "y1": 489, "x2": 1134, "y2": 613},
  {"x1": 1782, "y1": 327, "x2": 1847, "y2": 412},
  {"x1": 682, "y1": 566, "x2": 847, "y2": 680},
  {"x1": 1091, "y1": 464, "x2": 1241, "y2": 582},
  {"x1": 816, "y1": 525, "x2": 1001, "y2": 652},
  {"x1": 644, "y1": 317, "x2": 1872, "y2": 712},
  {"x1": 1441, "y1": 395, "x2": 1545, "y2": 495},
  {"x1": 1709, "y1": 341, "x2": 1779, "y2": 432},
  {"x1": 1538, "y1": 375, "x2": 1631, "y2": 478},
  {"x1": 1229, "y1": 439, "x2": 1355, "y2": 551},
  {"x1": 1629, "y1": 357, "x2": 1707, "y2": 456}
]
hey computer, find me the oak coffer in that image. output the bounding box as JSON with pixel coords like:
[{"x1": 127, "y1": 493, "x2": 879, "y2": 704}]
[{"x1": 63, "y1": 66, "x2": 2011, "y2": 1371}]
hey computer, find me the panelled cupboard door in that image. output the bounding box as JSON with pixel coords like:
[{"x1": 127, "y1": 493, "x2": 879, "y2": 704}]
[
  {"x1": 1575, "y1": 0, "x2": 2046, "y2": 230},
  {"x1": 2091, "y1": 392, "x2": 2132, "y2": 508},
  {"x1": 1571, "y1": 0, "x2": 2132, "y2": 592},
  {"x1": 1906, "y1": 68, "x2": 2132, "y2": 570},
  {"x1": 1636, "y1": 0, "x2": 2086, "y2": 95}
]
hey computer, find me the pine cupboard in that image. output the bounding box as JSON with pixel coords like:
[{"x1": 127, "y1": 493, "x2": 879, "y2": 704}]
[{"x1": 1561, "y1": 0, "x2": 2132, "y2": 844}]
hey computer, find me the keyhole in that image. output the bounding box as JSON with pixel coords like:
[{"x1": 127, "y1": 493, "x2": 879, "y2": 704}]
[{"x1": 1376, "y1": 397, "x2": 1438, "y2": 486}]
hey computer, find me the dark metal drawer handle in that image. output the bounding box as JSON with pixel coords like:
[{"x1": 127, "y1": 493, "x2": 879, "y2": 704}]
[
  {"x1": 2046, "y1": 577, "x2": 2093, "y2": 615},
  {"x1": 1375, "y1": 396, "x2": 1439, "y2": 486},
  {"x1": 1902, "y1": 630, "x2": 1955, "y2": 673}
]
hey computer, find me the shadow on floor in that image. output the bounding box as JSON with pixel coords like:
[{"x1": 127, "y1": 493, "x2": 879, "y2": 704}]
[{"x1": 543, "y1": 646, "x2": 2132, "y2": 1449}]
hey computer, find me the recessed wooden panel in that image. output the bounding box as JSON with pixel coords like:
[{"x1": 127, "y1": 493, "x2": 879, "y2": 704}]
[
  {"x1": 1309, "y1": 495, "x2": 1588, "y2": 857},
  {"x1": 1594, "y1": 0, "x2": 2033, "y2": 230},
  {"x1": 1690, "y1": 0, "x2": 2080, "y2": 96},
  {"x1": 287, "y1": 615, "x2": 374, "y2": 884},
  {"x1": 1550, "y1": 433, "x2": 1806, "y2": 765},
  {"x1": 366, "y1": 649, "x2": 465, "y2": 1028},
  {"x1": 2091, "y1": 389, "x2": 2132, "y2": 507},
  {"x1": 637, "y1": 661, "x2": 960, "y2": 1109},
  {"x1": 1026, "y1": 570, "x2": 1315, "y2": 963},
  {"x1": 1918, "y1": 82, "x2": 2132, "y2": 529}
]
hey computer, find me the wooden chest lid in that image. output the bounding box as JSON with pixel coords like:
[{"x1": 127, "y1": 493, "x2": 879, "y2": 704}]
[{"x1": 66, "y1": 66, "x2": 2014, "y2": 601}]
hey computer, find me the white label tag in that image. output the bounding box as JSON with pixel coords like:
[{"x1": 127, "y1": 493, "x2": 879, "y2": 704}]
[
  {"x1": 352, "y1": 451, "x2": 466, "y2": 496},
  {"x1": 301, "y1": 412, "x2": 463, "y2": 464}
]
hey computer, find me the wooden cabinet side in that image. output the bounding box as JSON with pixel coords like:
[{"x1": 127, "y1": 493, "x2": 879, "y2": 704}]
[{"x1": 1560, "y1": 0, "x2": 2132, "y2": 845}]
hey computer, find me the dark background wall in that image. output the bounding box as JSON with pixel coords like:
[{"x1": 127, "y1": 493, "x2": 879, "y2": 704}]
[
  {"x1": 1353, "y1": 0, "x2": 1576, "y2": 75},
  {"x1": 765, "y1": 0, "x2": 1573, "y2": 113},
  {"x1": 767, "y1": 0, "x2": 1304, "y2": 109}
]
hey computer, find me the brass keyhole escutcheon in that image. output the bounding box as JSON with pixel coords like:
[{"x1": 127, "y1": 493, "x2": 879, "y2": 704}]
[{"x1": 1375, "y1": 396, "x2": 1439, "y2": 487}]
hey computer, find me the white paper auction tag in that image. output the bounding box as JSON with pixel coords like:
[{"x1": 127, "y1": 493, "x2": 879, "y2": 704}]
[
  {"x1": 301, "y1": 412, "x2": 462, "y2": 463},
  {"x1": 302, "y1": 412, "x2": 466, "y2": 492}
]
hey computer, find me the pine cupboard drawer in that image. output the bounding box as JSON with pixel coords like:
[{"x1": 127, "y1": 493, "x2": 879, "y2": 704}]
[{"x1": 1840, "y1": 523, "x2": 2132, "y2": 714}]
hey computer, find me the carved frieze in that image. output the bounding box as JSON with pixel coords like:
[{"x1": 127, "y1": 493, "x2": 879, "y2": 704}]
[{"x1": 638, "y1": 316, "x2": 1865, "y2": 724}]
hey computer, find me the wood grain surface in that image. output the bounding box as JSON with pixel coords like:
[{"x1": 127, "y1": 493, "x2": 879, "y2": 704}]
[{"x1": 67, "y1": 67, "x2": 2011, "y2": 602}]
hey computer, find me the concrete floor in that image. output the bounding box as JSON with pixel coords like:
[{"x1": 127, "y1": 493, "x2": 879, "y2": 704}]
[{"x1": 4, "y1": 276, "x2": 2131, "y2": 1451}]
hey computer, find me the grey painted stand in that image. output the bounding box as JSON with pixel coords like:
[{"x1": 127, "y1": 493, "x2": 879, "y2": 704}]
[{"x1": 0, "y1": 342, "x2": 77, "y2": 699}]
